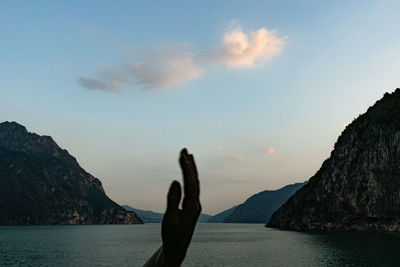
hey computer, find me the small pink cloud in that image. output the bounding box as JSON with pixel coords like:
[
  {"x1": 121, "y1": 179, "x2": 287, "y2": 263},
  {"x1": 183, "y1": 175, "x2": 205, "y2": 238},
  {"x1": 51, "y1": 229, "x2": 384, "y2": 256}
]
[
  {"x1": 264, "y1": 147, "x2": 276, "y2": 155},
  {"x1": 216, "y1": 145, "x2": 224, "y2": 151},
  {"x1": 225, "y1": 153, "x2": 245, "y2": 161}
]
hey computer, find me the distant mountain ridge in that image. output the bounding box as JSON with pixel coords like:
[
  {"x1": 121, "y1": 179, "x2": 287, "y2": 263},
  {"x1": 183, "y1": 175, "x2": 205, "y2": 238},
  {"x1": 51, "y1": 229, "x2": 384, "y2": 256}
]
[
  {"x1": 224, "y1": 182, "x2": 306, "y2": 223},
  {"x1": 268, "y1": 89, "x2": 400, "y2": 231},
  {"x1": 123, "y1": 205, "x2": 211, "y2": 223},
  {"x1": 207, "y1": 205, "x2": 238, "y2": 223},
  {"x1": 123, "y1": 205, "x2": 163, "y2": 223},
  {"x1": 0, "y1": 121, "x2": 142, "y2": 225}
]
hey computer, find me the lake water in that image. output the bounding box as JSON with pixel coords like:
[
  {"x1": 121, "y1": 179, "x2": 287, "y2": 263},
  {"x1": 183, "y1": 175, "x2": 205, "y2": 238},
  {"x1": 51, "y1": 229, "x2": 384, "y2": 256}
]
[{"x1": 1, "y1": 223, "x2": 400, "y2": 266}]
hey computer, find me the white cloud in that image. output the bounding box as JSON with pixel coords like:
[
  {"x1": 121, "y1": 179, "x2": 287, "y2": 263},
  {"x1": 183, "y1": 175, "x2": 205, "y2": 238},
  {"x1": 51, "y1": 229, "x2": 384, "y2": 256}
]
[
  {"x1": 218, "y1": 27, "x2": 285, "y2": 68},
  {"x1": 225, "y1": 153, "x2": 245, "y2": 162},
  {"x1": 264, "y1": 147, "x2": 276, "y2": 155}
]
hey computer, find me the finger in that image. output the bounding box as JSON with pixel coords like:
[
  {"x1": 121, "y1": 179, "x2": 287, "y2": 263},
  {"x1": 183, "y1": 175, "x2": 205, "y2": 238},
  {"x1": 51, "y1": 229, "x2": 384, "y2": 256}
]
[
  {"x1": 188, "y1": 154, "x2": 200, "y2": 198},
  {"x1": 180, "y1": 149, "x2": 201, "y2": 222},
  {"x1": 188, "y1": 154, "x2": 198, "y2": 179},
  {"x1": 165, "y1": 180, "x2": 181, "y2": 223},
  {"x1": 179, "y1": 148, "x2": 199, "y2": 203}
]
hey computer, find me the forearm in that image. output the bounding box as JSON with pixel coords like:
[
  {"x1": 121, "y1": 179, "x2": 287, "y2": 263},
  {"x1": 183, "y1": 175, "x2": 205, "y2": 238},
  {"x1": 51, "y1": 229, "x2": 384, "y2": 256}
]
[
  {"x1": 143, "y1": 246, "x2": 184, "y2": 267},
  {"x1": 143, "y1": 246, "x2": 164, "y2": 267}
]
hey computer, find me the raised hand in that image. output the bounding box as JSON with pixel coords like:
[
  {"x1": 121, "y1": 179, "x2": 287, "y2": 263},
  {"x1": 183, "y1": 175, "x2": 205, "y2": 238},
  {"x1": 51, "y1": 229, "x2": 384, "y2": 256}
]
[{"x1": 144, "y1": 148, "x2": 201, "y2": 267}]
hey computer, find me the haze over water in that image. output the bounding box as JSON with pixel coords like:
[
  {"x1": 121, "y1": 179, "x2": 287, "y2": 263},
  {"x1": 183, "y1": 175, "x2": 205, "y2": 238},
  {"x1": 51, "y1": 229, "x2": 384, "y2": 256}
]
[{"x1": 1, "y1": 224, "x2": 399, "y2": 266}]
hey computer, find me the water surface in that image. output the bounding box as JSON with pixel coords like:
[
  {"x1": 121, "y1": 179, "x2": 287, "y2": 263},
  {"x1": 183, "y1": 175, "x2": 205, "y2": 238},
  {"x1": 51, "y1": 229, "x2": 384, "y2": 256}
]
[{"x1": 1, "y1": 224, "x2": 399, "y2": 266}]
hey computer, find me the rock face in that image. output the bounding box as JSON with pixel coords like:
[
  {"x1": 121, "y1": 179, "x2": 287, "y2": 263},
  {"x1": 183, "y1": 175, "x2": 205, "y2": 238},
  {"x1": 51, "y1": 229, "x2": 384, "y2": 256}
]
[
  {"x1": 224, "y1": 182, "x2": 306, "y2": 223},
  {"x1": 267, "y1": 89, "x2": 400, "y2": 231},
  {"x1": 0, "y1": 122, "x2": 143, "y2": 225}
]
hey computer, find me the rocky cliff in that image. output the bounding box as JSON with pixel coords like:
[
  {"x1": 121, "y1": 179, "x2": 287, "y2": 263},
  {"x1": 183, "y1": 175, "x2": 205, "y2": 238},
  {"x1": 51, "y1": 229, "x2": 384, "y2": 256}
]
[
  {"x1": 224, "y1": 182, "x2": 306, "y2": 223},
  {"x1": 267, "y1": 89, "x2": 400, "y2": 231},
  {"x1": 0, "y1": 122, "x2": 142, "y2": 225}
]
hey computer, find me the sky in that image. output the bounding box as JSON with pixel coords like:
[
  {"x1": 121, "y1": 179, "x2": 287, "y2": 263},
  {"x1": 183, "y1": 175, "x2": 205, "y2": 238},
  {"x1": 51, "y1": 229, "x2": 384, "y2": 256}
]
[{"x1": 1, "y1": 0, "x2": 400, "y2": 215}]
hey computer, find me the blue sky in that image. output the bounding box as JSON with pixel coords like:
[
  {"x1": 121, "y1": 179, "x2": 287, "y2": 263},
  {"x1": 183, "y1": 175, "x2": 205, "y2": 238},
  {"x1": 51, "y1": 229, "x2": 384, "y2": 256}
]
[{"x1": 1, "y1": 1, "x2": 400, "y2": 214}]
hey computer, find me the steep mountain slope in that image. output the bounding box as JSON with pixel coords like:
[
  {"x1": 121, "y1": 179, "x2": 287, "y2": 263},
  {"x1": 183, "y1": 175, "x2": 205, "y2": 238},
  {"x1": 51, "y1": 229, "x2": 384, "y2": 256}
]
[
  {"x1": 267, "y1": 89, "x2": 400, "y2": 231},
  {"x1": 207, "y1": 205, "x2": 238, "y2": 223},
  {"x1": 0, "y1": 122, "x2": 142, "y2": 225},
  {"x1": 224, "y1": 182, "x2": 306, "y2": 223}
]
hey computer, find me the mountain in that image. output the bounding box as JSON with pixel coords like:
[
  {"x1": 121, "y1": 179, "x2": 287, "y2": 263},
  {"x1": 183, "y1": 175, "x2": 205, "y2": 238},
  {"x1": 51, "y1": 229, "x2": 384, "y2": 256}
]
[
  {"x1": 123, "y1": 205, "x2": 162, "y2": 223},
  {"x1": 123, "y1": 205, "x2": 211, "y2": 223},
  {"x1": 198, "y1": 213, "x2": 212, "y2": 222},
  {"x1": 267, "y1": 89, "x2": 400, "y2": 231},
  {"x1": 207, "y1": 205, "x2": 238, "y2": 223},
  {"x1": 0, "y1": 121, "x2": 142, "y2": 225},
  {"x1": 224, "y1": 182, "x2": 306, "y2": 223}
]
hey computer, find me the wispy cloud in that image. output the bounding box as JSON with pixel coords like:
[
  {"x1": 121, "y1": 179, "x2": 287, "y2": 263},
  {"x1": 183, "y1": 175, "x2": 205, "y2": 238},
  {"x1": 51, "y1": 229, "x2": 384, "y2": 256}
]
[
  {"x1": 120, "y1": 44, "x2": 135, "y2": 56},
  {"x1": 78, "y1": 77, "x2": 116, "y2": 92},
  {"x1": 216, "y1": 145, "x2": 224, "y2": 151},
  {"x1": 79, "y1": 44, "x2": 203, "y2": 91},
  {"x1": 127, "y1": 45, "x2": 203, "y2": 89},
  {"x1": 225, "y1": 153, "x2": 245, "y2": 162},
  {"x1": 78, "y1": 23, "x2": 286, "y2": 92}
]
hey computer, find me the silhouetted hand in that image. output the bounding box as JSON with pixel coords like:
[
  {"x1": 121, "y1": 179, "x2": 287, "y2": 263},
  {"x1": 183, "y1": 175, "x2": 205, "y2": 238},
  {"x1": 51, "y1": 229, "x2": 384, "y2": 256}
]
[{"x1": 144, "y1": 148, "x2": 201, "y2": 267}]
